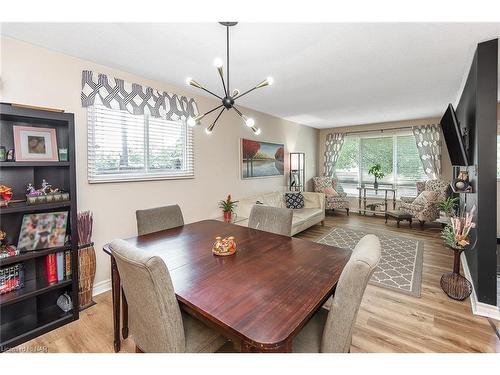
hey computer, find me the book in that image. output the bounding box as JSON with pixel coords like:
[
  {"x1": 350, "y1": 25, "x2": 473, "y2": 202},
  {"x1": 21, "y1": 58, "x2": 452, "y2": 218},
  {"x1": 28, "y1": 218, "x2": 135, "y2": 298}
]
[
  {"x1": 56, "y1": 252, "x2": 64, "y2": 281},
  {"x1": 64, "y1": 251, "x2": 71, "y2": 277},
  {"x1": 45, "y1": 254, "x2": 57, "y2": 283},
  {"x1": 0, "y1": 263, "x2": 24, "y2": 294}
]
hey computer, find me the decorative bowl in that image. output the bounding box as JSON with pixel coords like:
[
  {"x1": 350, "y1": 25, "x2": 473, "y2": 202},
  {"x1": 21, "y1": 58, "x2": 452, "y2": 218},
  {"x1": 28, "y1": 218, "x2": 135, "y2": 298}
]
[{"x1": 212, "y1": 236, "x2": 236, "y2": 256}]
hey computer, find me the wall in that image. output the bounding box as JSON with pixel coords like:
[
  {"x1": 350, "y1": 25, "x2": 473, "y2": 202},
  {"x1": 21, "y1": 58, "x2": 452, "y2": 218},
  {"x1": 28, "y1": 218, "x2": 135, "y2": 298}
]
[{"x1": 0, "y1": 37, "x2": 319, "y2": 287}]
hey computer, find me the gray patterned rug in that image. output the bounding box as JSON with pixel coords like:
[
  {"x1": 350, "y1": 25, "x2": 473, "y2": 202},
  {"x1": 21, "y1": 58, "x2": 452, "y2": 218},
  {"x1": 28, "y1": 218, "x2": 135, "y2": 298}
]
[{"x1": 316, "y1": 227, "x2": 423, "y2": 297}]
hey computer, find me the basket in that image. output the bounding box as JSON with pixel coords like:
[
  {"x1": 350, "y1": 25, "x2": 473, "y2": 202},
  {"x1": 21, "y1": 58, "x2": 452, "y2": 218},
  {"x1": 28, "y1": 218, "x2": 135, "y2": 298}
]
[{"x1": 78, "y1": 243, "x2": 96, "y2": 309}]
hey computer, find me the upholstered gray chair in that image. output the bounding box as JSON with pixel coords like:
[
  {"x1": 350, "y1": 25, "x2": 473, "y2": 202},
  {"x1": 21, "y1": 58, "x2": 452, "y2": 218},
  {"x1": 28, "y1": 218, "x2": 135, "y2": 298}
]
[
  {"x1": 293, "y1": 234, "x2": 381, "y2": 353},
  {"x1": 248, "y1": 205, "x2": 293, "y2": 236},
  {"x1": 110, "y1": 239, "x2": 227, "y2": 353},
  {"x1": 136, "y1": 204, "x2": 184, "y2": 236}
]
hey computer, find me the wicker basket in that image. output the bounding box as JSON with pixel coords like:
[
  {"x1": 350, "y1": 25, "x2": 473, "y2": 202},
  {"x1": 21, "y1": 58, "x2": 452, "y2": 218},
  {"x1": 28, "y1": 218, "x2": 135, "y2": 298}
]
[{"x1": 78, "y1": 243, "x2": 96, "y2": 309}]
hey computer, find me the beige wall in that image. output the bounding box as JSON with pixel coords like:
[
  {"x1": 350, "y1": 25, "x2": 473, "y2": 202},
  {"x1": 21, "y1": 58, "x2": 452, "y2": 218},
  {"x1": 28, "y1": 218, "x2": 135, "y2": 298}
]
[{"x1": 0, "y1": 37, "x2": 318, "y2": 286}]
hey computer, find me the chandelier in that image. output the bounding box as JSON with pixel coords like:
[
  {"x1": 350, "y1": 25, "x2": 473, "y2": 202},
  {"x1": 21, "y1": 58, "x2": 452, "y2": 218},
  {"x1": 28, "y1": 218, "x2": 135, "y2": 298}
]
[{"x1": 186, "y1": 22, "x2": 273, "y2": 135}]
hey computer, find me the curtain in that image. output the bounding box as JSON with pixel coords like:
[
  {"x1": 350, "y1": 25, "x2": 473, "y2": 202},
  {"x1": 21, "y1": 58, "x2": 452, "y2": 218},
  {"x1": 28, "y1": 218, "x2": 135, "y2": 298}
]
[
  {"x1": 324, "y1": 133, "x2": 345, "y2": 177},
  {"x1": 81, "y1": 70, "x2": 198, "y2": 121},
  {"x1": 412, "y1": 124, "x2": 442, "y2": 179}
]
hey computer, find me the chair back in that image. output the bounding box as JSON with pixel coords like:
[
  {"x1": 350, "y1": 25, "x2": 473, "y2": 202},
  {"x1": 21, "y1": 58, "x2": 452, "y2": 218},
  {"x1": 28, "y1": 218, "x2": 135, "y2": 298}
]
[
  {"x1": 136, "y1": 204, "x2": 184, "y2": 236},
  {"x1": 110, "y1": 239, "x2": 185, "y2": 353},
  {"x1": 321, "y1": 234, "x2": 381, "y2": 353},
  {"x1": 313, "y1": 176, "x2": 333, "y2": 192},
  {"x1": 248, "y1": 205, "x2": 293, "y2": 236},
  {"x1": 416, "y1": 179, "x2": 449, "y2": 201}
]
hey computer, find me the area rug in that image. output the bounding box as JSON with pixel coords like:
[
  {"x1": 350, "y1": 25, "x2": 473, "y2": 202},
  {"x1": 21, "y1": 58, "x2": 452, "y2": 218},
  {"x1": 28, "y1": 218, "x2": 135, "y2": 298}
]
[{"x1": 316, "y1": 227, "x2": 423, "y2": 297}]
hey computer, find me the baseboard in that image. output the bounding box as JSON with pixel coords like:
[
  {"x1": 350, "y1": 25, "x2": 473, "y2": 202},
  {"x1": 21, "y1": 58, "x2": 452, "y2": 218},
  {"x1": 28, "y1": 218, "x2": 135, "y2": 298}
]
[
  {"x1": 92, "y1": 279, "x2": 111, "y2": 297},
  {"x1": 461, "y1": 253, "x2": 500, "y2": 320}
]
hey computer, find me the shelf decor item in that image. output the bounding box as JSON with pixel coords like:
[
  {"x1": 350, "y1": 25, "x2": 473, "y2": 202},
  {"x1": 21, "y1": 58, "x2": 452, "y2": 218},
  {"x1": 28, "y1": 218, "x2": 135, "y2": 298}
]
[
  {"x1": 218, "y1": 194, "x2": 238, "y2": 223},
  {"x1": 185, "y1": 22, "x2": 273, "y2": 135},
  {"x1": 17, "y1": 211, "x2": 68, "y2": 252},
  {"x1": 77, "y1": 211, "x2": 96, "y2": 310},
  {"x1": 0, "y1": 263, "x2": 24, "y2": 294},
  {"x1": 212, "y1": 236, "x2": 237, "y2": 256},
  {"x1": 368, "y1": 164, "x2": 385, "y2": 190},
  {"x1": 0, "y1": 146, "x2": 6, "y2": 161},
  {"x1": 58, "y1": 148, "x2": 68, "y2": 161},
  {"x1": 13, "y1": 125, "x2": 59, "y2": 162},
  {"x1": 437, "y1": 196, "x2": 459, "y2": 218},
  {"x1": 440, "y1": 205, "x2": 476, "y2": 301},
  {"x1": 0, "y1": 185, "x2": 13, "y2": 207},
  {"x1": 25, "y1": 181, "x2": 70, "y2": 205}
]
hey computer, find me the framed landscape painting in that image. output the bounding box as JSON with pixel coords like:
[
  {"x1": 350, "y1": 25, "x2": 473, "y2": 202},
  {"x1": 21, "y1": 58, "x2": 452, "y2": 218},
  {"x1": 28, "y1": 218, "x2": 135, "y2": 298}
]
[{"x1": 241, "y1": 138, "x2": 284, "y2": 179}]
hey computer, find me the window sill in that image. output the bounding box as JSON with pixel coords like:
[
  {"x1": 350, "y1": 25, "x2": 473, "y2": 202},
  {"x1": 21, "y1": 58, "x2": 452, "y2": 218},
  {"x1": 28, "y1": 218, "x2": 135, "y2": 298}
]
[{"x1": 88, "y1": 174, "x2": 195, "y2": 184}]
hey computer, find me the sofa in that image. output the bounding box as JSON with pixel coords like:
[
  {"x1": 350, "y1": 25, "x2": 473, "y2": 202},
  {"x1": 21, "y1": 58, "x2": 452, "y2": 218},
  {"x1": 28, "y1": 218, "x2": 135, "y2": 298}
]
[{"x1": 235, "y1": 192, "x2": 325, "y2": 236}]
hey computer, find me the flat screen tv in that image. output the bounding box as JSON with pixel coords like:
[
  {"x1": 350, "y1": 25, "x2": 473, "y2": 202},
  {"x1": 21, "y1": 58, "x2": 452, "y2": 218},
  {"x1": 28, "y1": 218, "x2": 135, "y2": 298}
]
[{"x1": 440, "y1": 103, "x2": 469, "y2": 166}]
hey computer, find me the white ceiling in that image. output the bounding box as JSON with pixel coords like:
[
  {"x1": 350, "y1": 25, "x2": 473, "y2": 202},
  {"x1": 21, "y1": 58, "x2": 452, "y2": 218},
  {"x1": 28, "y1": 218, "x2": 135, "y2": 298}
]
[{"x1": 2, "y1": 23, "x2": 500, "y2": 129}]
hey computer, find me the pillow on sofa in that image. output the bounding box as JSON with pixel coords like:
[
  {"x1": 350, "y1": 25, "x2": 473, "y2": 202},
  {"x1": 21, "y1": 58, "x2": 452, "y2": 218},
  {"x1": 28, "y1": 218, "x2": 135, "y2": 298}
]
[
  {"x1": 285, "y1": 192, "x2": 305, "y2": 209},
  {"x1": 413, "y1": 190, "x2": 439, "y2": 206}
]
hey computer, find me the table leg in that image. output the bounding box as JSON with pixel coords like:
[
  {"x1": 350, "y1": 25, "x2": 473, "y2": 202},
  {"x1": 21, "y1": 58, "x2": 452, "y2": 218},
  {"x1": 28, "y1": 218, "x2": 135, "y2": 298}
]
[
  {"x1": 111, "y1": 256, "x2": 121, "y2": 353},
  {"x1": 363, "y1": 189, "x2": 367, "y2": 215},
  {"x1": 122, "y1": 287, "x2": 129, "y2": 339},
  {"x1": 393, "y1": 191, "x2": 396, "y2": 210},
  {"x1": 409, "y1": 218, "x2": 412, "y2": 228},
  {"x1": 384, "y1": 190, "x2": 388, "y2": 212},
  {"x1": 358, "y1": 189, "x2": 362, "y2": 214}
]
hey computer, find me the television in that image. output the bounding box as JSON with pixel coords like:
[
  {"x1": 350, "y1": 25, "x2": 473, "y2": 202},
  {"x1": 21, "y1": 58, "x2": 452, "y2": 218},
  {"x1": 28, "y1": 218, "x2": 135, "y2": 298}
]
[{"x1": 440, "y1": 103, "x2": 469, "y2": 166}]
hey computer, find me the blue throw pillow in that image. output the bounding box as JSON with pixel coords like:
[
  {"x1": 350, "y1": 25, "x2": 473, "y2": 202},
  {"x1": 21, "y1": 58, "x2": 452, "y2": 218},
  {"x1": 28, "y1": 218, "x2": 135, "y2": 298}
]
[{"x1": 285, "y1": 192, "x2": 304, "y2": 209}]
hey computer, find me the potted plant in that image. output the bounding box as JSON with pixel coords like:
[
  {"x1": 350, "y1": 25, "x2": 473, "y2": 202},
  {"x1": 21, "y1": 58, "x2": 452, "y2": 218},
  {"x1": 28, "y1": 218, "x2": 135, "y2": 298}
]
[
  {"x1": 218, "y1": 194, "x2": 238, "y2": 223},
  {"x1": 437, "y1": 196, "x2": 459, "y2": 218},
  {"x1": 368, "y1": 164, "x2": 385, "y2": 190}
]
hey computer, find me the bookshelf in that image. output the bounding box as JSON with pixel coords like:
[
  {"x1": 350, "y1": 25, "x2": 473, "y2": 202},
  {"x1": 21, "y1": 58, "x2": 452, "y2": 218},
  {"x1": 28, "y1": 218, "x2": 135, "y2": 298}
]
[{"x1": 0, "y1": 103, "x2": 79, "y2": 351}]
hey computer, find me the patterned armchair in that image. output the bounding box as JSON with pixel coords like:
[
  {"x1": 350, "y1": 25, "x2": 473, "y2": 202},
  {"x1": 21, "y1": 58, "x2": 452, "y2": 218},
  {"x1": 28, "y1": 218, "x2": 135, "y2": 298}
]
[
  {"x1": 313, "y1": 176, "x2": 350, "y2": 215},
  {"x1": 400, "y1": 179, "x2": 450, "y2": 227}
]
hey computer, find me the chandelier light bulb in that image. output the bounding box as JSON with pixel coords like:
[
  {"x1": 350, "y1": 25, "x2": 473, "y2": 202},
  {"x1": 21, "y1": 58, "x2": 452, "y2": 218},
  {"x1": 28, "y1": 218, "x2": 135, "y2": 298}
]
[
  {"x1": 266, "y1": 76, "x2": 274, "y2": 85},
  {"x1": 252, "y1": 127, "x2": 261, "y2": 135},
  {"x1": 214, "y1": 58, "x2": 224, "y2": 68},
  {"x1": 244, "y1": 116, "x2": 255, "y2": 128},
  {"x1": 187, "y1": 117, "x2": 197, "y2": 127},
  {"x1": 205, "y1": 127, "x2": 213, "y2": 135},
  {"x1": 231, "y1": 89, "x2": 240, "y2": 97},
  {"x1": 186, "y1": 77, "x2": 193, "y2": 86}
]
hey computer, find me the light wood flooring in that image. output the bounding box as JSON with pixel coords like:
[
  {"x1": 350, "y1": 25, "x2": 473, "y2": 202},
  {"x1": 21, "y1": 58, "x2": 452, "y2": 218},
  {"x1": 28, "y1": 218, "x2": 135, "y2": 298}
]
[{"x1": 10, "y1": 213, "x2": 500, "y2": 353}]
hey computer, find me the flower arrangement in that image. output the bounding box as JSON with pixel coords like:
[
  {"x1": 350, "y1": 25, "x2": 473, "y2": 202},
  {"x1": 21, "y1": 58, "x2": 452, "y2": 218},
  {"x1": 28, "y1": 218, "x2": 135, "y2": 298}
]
[
  {"x1": 0, "y1": 184, "x2": 13, "y2": 206},
  {"x1": 441, "y1": 205, "x2": 476, "y2": 249},
  {"x1": 218, "y1": 194, "x2": 238, "y2": 222}
]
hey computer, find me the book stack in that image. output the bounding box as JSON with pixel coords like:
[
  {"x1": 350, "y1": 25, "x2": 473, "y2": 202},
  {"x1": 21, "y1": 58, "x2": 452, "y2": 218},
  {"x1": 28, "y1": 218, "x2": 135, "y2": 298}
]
[
  {"x1": 45, "y1": 251, "x2": 72, "y2": 283},
  {"x1": 0, "y1": 263, "x2": 25, "y2": 294}
]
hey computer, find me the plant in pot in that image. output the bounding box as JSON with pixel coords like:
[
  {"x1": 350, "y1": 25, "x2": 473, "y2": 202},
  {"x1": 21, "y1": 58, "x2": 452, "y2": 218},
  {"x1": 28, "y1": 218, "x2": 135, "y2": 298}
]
[
  {"x1": 219, "y1": 194, "x2": 238, "y2": 223},
  {"x1": 368, "y1": 164, "x2": 385, "y2": 190},
  {"x1": 437, "y1": 196, "x2": 459, "y2": 220}
]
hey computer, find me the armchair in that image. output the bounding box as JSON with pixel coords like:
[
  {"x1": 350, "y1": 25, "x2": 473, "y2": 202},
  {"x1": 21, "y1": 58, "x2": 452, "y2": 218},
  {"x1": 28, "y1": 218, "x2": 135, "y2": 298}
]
[
  {"x1": 400, "y1": 179, "x2": 450, "y2": 228},
  {"x1": 313, "y1": 176, "x2": 350, "y2": 215}
]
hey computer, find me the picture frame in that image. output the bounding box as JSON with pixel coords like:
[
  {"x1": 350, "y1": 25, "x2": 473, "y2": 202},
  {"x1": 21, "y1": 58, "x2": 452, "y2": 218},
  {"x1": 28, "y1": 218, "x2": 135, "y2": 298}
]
[
  {"x1": 13, "y1": 125, "x2": 59, "y2": 162},
  {"x1": 17, "y1": 211, "x2": 68, "y2": 252},
  {"x1": 240, "y1": 138, "x2": 285, "y2": 179}
]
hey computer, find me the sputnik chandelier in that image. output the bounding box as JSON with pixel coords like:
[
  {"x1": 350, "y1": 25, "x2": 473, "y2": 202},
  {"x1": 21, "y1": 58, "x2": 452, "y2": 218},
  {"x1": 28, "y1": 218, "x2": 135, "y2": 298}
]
[{"x1": 186, "y1": 22, "x2": 273, "y2": 135}]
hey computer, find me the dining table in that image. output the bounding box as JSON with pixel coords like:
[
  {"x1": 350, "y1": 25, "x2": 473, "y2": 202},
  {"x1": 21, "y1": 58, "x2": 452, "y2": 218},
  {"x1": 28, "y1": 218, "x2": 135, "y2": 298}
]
[{"x1": 102, "y1": 219, "x2": 351, "y2": 353}]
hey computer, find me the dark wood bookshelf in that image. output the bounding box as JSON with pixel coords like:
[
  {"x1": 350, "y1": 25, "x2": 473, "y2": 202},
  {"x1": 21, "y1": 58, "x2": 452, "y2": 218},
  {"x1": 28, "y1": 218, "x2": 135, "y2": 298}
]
[{"x1": 0, "y1": 103, "x2": 79, "y2": 352}]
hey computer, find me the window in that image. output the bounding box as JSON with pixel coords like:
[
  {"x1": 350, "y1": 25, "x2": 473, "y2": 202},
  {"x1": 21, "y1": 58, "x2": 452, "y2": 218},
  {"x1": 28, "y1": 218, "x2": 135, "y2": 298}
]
[
  {"x1": 335, "y1": 130, "x2": 426, "y2": 197},
  {"x1": 87, "y1": 105, "x2": 193, "y2": 183}
]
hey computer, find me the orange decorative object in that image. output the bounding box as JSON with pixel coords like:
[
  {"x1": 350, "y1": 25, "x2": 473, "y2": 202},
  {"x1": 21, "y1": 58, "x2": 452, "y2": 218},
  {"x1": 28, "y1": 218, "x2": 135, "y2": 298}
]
[
  {"x1": 0, "y1": 185, "x2": 13, "y2": 206},
  {"x1": 212, "y1": 236, "x2": 237, "y2": 256}
]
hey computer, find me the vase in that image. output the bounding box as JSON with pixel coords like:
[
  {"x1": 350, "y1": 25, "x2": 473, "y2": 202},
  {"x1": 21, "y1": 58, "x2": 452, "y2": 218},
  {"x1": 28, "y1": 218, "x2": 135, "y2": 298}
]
[
  {"x1": 78, "y1": 243, "x2": 96, "y2": 310},
  {"x1": 373, "y1": 179, "x2": 378, "y2": 190},
  {"x1": 223, "y1": 211, "x2": 232, "y2": 223},
  {"x1": 440, "y1": 246, "x2": 472, "y2": 301}
]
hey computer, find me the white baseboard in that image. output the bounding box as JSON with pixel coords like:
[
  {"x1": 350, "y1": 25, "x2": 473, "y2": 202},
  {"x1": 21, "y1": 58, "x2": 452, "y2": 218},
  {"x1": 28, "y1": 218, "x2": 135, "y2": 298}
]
[
  {"x1": 461, "y1": 253, "x2": 500, "y2": 321},
  {"x1": 92, "y1": 279, "x2": 111, "y2": 297}
]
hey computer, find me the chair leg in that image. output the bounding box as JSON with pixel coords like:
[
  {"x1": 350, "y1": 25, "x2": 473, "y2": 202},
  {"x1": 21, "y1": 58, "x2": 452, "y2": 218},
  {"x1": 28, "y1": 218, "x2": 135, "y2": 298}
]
[
  {"x1": 320, "y1": 220, "x2": 325, "y2": 226},
  {"x1": 346, "y1": 208, "x2": 349, "y2": 216},
  {"x1": 419, "y1": 220, "x2": 425, "y2": 230}
]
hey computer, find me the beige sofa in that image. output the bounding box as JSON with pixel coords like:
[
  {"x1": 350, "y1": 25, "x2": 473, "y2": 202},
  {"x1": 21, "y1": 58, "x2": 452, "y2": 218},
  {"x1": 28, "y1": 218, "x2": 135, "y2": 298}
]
[{"x1": 235, "y1": 192, "x2": 325, "y2": 236}]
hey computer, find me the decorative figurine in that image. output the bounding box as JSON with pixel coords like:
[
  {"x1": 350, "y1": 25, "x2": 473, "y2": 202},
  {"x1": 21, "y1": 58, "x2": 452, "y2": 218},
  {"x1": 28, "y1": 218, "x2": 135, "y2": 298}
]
[
  {"x1": 212, "y1": 236, "x2": 237, "y2": 256},
  {"x1": 451, "y1": 170, "x2": 471, "y2": 192},
  {"x1": 6, "y1": 148, "x2": 15, "y2": 161},
  {"x1": 0, "y1": 185, "x2": 13, "y2": 207},
  {"x1": 25, "y1": 180, "x2": 69, "y2": 205},
  {"x1": 0, "y1": 146, "x2": 6, "y2": 162}
]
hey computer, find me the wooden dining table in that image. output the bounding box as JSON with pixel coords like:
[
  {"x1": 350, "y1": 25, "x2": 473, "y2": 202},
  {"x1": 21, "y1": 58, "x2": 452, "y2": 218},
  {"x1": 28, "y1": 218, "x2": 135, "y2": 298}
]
[{"x1": 103, "y1": 219, "x2": 351, "y2": 353}]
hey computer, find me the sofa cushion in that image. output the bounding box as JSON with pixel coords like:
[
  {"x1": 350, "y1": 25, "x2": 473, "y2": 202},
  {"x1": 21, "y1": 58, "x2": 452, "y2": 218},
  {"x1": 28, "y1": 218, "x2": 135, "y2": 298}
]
[
  {"x1": 285, "y1": 192, "x2": 305, "y2": 209},
  {"x1": 323, "y1": 187, "x2": 338, "y2": 196},
  {"x1": 413, "y1": 190, "x2": 439, "y2": 206},
  {"x1": 292, "y1": 208, "x2": 324, "y2": 220},
  {"x1": 262, "y1": 192, "x2": 284, "y2": 208}
]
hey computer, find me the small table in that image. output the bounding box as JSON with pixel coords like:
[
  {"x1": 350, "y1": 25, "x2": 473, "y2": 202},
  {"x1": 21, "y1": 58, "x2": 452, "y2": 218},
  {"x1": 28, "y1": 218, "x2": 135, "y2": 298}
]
[
  {"x1": 357, "y1": 186, "x2": 397, "y2": 216},
  {"x1": 214, "y1": 215, "x2": 247, "y2": 224},
  {"x1": 385, "y1": 210, "x2": 413, "y2": 228}
]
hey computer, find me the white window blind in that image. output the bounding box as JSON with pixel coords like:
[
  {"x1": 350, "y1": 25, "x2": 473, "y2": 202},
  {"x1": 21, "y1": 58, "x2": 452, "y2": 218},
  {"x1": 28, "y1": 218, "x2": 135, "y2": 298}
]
[
  {"x1": 87, "y1": 105, "x2": 194, "y2": 183},
  {"x1": 335, "y1": 129, "x2": 427, "y2": 197}
]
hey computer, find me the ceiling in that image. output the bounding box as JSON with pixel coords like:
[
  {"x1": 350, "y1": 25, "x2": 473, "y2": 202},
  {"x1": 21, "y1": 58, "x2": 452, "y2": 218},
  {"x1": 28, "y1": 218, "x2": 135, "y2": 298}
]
[{"x1": 2, "y1": 23, "x2": 500, "y2": 129}]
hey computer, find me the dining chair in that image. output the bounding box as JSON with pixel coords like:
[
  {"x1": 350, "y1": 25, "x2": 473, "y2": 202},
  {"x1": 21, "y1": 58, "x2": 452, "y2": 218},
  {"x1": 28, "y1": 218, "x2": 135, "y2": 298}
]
[
  {"x1": 110, "y1": 239, "x2": 227, "y2": 353},
  {"x1": 248, "y1": 205, "x2": 293, "y2": 236},
  {"x1": 136, "y1": 204, "x2": 184, "y2": 236},
  {"x1": 293, "y1": 234, "x2": 381, "y2": 353}
]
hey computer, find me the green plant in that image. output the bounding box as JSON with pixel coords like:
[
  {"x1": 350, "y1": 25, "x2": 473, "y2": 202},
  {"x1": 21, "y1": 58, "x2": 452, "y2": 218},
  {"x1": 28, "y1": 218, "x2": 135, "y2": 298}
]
[
  {"x1": 368, "y1": 164, "x2": 385, "y2": 180},
  {"x1": 437, "y1": 197, "x2": 459, "y2": 216},
  {"x1": 218, "y1": 194, "x2": 238, "y2": 213},
  {"x1": 441, "y1": 225, "x2": 456, "y2": 248}
]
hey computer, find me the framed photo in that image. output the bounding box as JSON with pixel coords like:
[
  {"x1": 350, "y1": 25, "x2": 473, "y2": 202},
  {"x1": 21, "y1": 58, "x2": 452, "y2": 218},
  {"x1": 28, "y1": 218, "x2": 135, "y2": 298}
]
[
  {"x1": 17, "y1": 211, "x2": 68, "y2": 252},
  {"x1": 240, "y1": 138, "x2": 284, "y2": 179},
  {"x1": 13, "y1": 125, "x2": 58, "y2": 161}
]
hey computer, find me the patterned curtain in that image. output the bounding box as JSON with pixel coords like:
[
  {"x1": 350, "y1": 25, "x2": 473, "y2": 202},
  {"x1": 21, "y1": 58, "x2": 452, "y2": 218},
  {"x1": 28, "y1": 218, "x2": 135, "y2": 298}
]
[
  {"x1": 412, "y1": 124, "x2": 442, "y2": 179},
  {"x1": 324, "y1": 133, "x2": 345, "y2": 177},
  {"x1": 81, "y1": 70, "x2": 198, "y2": 121}
]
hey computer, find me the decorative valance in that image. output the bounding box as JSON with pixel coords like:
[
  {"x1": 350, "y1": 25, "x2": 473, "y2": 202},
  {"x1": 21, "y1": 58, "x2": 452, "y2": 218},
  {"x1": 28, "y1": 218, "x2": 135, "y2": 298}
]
[{"x1": 81, "y1": 70, "x2": 199, "y2": 121}]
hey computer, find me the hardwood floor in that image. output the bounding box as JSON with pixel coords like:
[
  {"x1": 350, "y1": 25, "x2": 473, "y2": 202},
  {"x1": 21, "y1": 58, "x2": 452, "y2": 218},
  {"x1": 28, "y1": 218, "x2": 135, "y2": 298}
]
[{"x1": 11, "y1": 213, "x2": 500, "y2": 353}]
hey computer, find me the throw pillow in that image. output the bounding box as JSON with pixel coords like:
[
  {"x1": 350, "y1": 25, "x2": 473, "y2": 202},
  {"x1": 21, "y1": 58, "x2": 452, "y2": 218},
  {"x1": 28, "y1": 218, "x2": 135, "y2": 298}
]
[
  {"x1": 413, "y1": 190, "x2": 439, "y2": 206},
  {"x1": 285, "y1": 192, "x2": 305, "y2": 209},
  {"x1": 323, "y1": 187, "x2": 339, "y2": 196}
]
